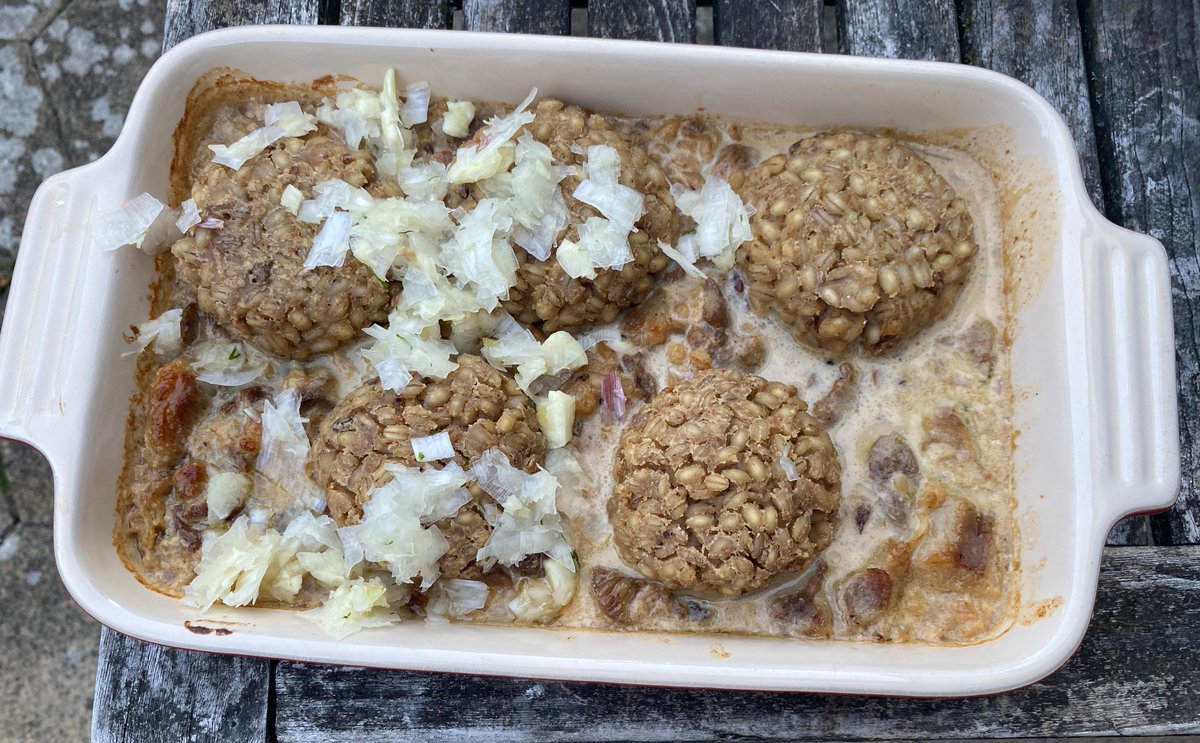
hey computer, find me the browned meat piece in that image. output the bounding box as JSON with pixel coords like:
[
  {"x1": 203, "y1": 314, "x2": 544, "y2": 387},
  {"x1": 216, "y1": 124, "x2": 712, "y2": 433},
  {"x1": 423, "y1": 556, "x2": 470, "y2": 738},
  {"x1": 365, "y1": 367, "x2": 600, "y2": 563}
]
[
  {"x1": 145, "y1": 360, "x2": 207, "y2": 467},
  {"x1": 622, "y1": 276, "x2": 766, "y2": 375},
  {"x1": 711, "y1": 144, "x2": 758, "y2": 186},
  {"x1": 282, "y1": 365, "x2": 337, "y2": 435},
  {"x1": 437, "y1": 503, "x2": 498, "y2": 582},
  {"x1": 190, "y1": 387, "x2": 268, "y2": 473},
  {"x1": 868, "y1": 433, "x2": 920, "y2": 485},
  {"x1": 957, "y1": 318, "x2": 997, "y2": 378},
  {"x1": 738, "y1": 132, "x2": 978, "y2": 356},
  {"x1": 560, "y1": 343, "x2": 656, "y2": 420},
  {"x1": 609, "y1": 368, "x2": 841, "y2": 598},
  {"x1": 445, "y1": 99, "x2": 678, "y2": 332},
  {"x1": 172, "y1": 132, "x2": 391, "y2": 359},
  {"x1": 838, "y1": 568, "x2": 894, "y2": 627},
  {"x1": 307, "y1": 355, "x2": 546, "y2": 580},
  {"x1": 645, "y1": 116, "x2": 725, "y2": 191},
  {"x1": 168, "y1": 461, "x2": 209, "y2": 550},
  {"x1": 921, "y1": 407, "x2": 978, "y2": 464},
  {"x1": 912, "y1": 496, "x2": 992, "y2": 590},
  {"x1": 767, "y1": 560, "x2": 831, "y2": 638},
  {"x1": 622, "y1": 276, "x2": 726, "y2": 347},
  {"x1": 810, "y1": 363, "x2": 857, "y2": 425},
  {"x1": 591, "y1": 567, "x2": 689, "y2": 625}
]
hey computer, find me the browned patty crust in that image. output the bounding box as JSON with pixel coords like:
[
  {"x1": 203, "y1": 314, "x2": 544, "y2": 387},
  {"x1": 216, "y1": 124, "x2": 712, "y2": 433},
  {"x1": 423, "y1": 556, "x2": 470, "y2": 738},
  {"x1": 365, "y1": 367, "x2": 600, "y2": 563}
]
[
  {"x1": 173, "y1": 132, "x2": 390, "y2": 360},
  {"x1": 608, "y1": 368, "x2": 841, "y2": 598},
  {"x1": 306, "y1": 355, "x2": 546, "y2": 580},
  {"x1": 738, "y1": 131, "x2": 978, "y2": 356}
]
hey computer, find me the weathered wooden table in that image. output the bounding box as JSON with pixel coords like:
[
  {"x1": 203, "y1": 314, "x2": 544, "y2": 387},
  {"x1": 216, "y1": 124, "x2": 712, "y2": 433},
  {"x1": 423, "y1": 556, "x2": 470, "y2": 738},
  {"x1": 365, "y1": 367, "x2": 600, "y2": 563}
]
[{"x1": 91, "y1": 1, "x2": 1200, "y2": 740}]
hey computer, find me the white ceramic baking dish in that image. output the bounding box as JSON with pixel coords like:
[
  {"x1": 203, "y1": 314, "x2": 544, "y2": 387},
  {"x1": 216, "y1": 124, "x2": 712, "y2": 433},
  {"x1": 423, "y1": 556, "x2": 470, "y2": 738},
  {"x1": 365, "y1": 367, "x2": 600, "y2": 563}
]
[{"x1": 0, "y1": 26, "x2": 1179, "y2": 696}]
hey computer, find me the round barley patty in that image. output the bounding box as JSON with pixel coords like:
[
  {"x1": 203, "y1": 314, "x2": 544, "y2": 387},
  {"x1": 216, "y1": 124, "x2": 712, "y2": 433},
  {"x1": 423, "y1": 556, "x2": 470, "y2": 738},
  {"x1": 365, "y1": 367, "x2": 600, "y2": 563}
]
[
  {"x1": 448, "y1": 99, "x2": 679, "y2": 331},
  {"x1": 306, "y1": 355, "x2": 546, "y2": 580},
  {"x1": 173, "y1": 132, "x2": 390, "y2": 360},
  {"x1": 738, "y1": 131, "x2": 978, "y2": 356},
  {"x1": 608, "y1": 368, "x2": 841, "y2": 598}
]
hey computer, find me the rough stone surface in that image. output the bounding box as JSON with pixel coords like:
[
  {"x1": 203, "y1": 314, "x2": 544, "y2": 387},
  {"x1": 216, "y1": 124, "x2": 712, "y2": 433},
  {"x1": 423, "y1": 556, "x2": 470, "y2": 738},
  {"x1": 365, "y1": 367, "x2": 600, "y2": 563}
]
[
  {"x1": 0, "y1": 440, "x2": 54, "y2": 525},
  {"x1": 0, "y1": 3, "x2": 164, "y2": 739},
  {"x1": 0, "y1": 524, "x2": 101, "y2": 742},
  {"x1": 0, "y1": 0, "x2": 69, "y2": 42},
  {"x1": 0, "y1": 41, "x2": 65, "y2": 265},
  {"x1": 31, "y1": 0, "x2": 164, "y2": 166},
  {"x1": 0, "y1": 0, "x2": 164, "y2": 323}
]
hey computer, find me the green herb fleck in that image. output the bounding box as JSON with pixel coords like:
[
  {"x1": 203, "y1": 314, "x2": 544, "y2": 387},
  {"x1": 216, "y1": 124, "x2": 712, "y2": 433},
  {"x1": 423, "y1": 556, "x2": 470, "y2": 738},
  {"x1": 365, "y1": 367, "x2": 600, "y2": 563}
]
[
  {"x1": 228, "y1": 347, "x2": 241, "y2": 361},
  {"x1": 417, "y1": 452, "x2": 426, "y2": 461}
]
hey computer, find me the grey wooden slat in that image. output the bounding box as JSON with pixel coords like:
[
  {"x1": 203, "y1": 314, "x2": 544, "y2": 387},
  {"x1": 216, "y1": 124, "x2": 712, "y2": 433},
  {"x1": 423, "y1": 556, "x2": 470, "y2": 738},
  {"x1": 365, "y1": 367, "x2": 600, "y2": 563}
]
[
  {"x1": 162, "y1": 0, "x2": 320, "y2": 52},
  {"x1": 92, "y1": 628, "x2": 270, "y2": 743},
  {"x1": 340, "y1": 0, "x2": 450, "y2": 28},
  {"x1": 1080, "y1": 0, "x2": 1200, "y2": 546},
  {"x1": 462, "y1": 0, "x2": 572, "y2": 35},
  {"x1": 274, "y1": 545, "x2": 1200, "y2": 741},
  {"x1": 713, "y1": 0, "x2": 824, "y2": 52},
  {"x1": 959, "y1": 0, "x2": 1104, "y2": 207},
  {"x1": 838, "y1": 0, "x2": 960, "y2": 61},
  {"x1": 588, "y1": 0, "x2": 696, "y2": 43},
  {"x1": 958, "y1": 0, "x2": 1150, "y2": 547}
]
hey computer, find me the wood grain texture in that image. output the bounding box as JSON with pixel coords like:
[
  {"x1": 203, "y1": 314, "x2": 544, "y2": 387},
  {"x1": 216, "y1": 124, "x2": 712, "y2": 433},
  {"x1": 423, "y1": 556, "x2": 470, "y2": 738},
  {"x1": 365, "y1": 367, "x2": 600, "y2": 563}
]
[
  {"x1": 162, "y1": 0, "x2": 320, "y2": 52},
  {"x1": 1081, "y1": 0, "x2": 1200, "y2": 546},
  {"x1": 960, "y1": 0, "x2": 1150, "y2": 547},
  {"x1": 462, "y1": 0, "x2": 571, "y2": 35},
  {"x1": 339, "y1": 0, "x2": 450, "y2": 29},
  {"x1": 274, "y1": 546, "x2": 1200, "y2": 741},
  {"x1": 959, "y1": 0, "x2": 1104, "y2": 208},
  {"x1": 838, "y1": 0, "x2": 960, "y2": 61},
  {"x1": 92, "y1": 629, "x2": 270, "y2": 743},
  {"x1": 713, "y1": 0, "x2": 824, "y2": 52},
  {"x1": 588, "y1": 0, "x2": 696, "y2": 42}
]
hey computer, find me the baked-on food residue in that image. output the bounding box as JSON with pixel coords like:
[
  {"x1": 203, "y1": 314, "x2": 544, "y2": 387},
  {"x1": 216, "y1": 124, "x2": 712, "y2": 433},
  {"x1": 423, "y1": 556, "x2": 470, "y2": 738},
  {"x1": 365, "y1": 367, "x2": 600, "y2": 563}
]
[{"x1": 112, "y1": 67, "x2": 1016, "y2": 643}]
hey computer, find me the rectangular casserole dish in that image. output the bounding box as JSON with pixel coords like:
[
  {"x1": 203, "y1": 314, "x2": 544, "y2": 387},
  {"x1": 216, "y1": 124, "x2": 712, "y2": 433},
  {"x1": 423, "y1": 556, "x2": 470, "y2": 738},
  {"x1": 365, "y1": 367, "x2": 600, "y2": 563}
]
[{"x1": 0, "y1": 25, "x2": 1179, "y2": 696}]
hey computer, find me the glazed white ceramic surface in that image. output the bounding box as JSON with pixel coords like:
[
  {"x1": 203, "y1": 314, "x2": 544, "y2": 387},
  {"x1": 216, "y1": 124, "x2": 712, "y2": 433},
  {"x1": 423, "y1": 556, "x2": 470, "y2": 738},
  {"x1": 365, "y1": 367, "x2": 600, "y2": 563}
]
[{"x1": 0, "y1": 26, "x2": 1179, "y2": 696}]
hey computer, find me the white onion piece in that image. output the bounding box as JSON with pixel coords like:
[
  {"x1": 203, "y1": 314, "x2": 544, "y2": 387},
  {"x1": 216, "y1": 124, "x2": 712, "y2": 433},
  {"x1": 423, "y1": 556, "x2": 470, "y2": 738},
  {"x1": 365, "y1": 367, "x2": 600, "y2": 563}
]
[
  {"x1": 124, "y1": 308, "x2": 183, "y2": 358},
  {"x1": 411, "y1": 431, "x2": 455, "y2": 462},
  {"x1": 304, "y1": 210, "x2": 352, "y2": 269},
  {"x1": 197, "y1": 216, "x2": 224, "y2": 229},
  {"x1": 338, "y1": 463, "x2": 471, "y2": 589},
  {"x1": 656, "y1": 239, "x2": 706, "y2": 279},
  {"x1": 183, "y1": 516, "x2": 282, "y2": 611},
  {"x1": 263, "y1": 101, "x2": 318, "y2": 135},
  {"x1": 281, "y1": 184, "x2": 303, "y2": 215},
  {"x1": 209, "y1": 125, "x2": 286, "y2": 170},
  {"x1": 402, "y1": 81, "x2": 432, "y2": 126},
  {"x1": 302, "y1": 578, "x2": 399, "y2": 639},
  {"x1": 430, "y1": 579, "x2": 489, "y2": 620},
  {"x1": 779, "y1": 443, "x2": 800, "y2": 482},
  {"x1": 447, "y1": 87, "x2": 537, "y2": 184},
  {"x1": 572, "y1": 179, "x2": 643, "y2": 232},
  {"x1": 95, "y1": 193, "x2": 165, "y2": 252},
  {"x1": 536, "y1": 391, "x2": 575, "y2": 449},
  {"x1": 670, "y1": 177, "x2": 753, "y2": 271},
  {"x1": 204, "y1": 471, "x2": 252, "y2": 524},
  {"x1": 191, "y1": 342, "x2": 270, "y2": 387},
  {"x1": 175, "y1": 198, "x2": 201, "y2": 233},
  {"x1": 441, "y1": 100, "x2": 475, "y2": 138},
  {"x1": 600, "y1": 371, "x2": 626, "y2": 424},
  {"x1": 472, "y1": 448, "x2": 574, "y2": 571},
  {"x1": 363, "y1": 311, "x2": 458, "y2": 392},
  {"x1": 256, "y1": 388, "x2": 325, "y2": 514}
]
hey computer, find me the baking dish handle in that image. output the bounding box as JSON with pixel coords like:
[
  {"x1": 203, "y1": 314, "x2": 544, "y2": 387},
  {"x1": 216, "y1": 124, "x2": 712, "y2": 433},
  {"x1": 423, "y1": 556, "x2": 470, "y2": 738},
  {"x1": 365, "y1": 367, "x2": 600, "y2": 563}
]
[
  {"x1": 1082, "y1": 216, "x2": 1181, "y2": 525},
  {"x1": 0, "y1": 161, "x2": 123, "y2": 454}
]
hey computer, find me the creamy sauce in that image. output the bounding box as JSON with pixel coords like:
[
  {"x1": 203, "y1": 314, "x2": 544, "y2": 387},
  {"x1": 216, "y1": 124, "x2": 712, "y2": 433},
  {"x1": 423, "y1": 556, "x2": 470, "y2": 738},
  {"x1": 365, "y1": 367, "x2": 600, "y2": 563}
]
[
  {"x1": 121, "y1": 81, "x2": 1016, "y2": 644},
  {"x1": 555, "y1": 126, "x2": 1015, "y2": 644}
]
